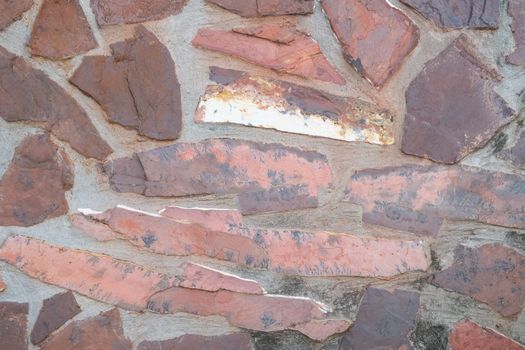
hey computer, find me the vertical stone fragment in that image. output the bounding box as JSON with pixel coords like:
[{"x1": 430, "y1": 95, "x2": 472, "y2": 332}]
[
  {"x1": 0, "y1": 302, "x2": 29, "y2": 350},
  {"x1": 0, "y1": 0, "x2": 33, "y2": 30},
  {"x1": 206, "y1": 0, "x2": 313, "y2": 17},
  {"x1": 0, "y1": 274, "x2": 5, "y2": 292},
  {"x1": 449, "y1": 320, "x2": 525, "y2": 350},
  {"x1": 500, "y1": 131, "x2": 525, "y2": 168},
  {"x1": 508, "y1": 0, "x2": 525, "y2": 65},
  {"x1": 138, "y1": 333, "x2": 254, "y2": 350}
]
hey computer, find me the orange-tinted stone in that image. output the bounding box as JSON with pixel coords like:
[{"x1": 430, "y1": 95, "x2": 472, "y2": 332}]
[
  {"x1": 321, "y1": 0, "x2": 419, "y2": 88},
  {"x1": 508, "y1": 0, "x2": 525, "y2": 65},
  {"x1": 206, "y1": 0, "x2": 313, "y2": 17},
  {"x1": 70, "y1": 212, "x2": 117, "y2": 241},
  {"x1": 449, "y1": 320, "x2": 525, "y2": 350},
  {"x1": 0, "y1": 302, "x2": 28, "y2": 350},
  {"x1": 290, "y1": 319, "x2": 351, "y2": 341},
  {"x1": 501, "y1": 131, "x2": 525, "y2": 168},
  {"x1": 0, "y1": 274, "x2": 5, "y2": 292},
  {"x1": 0, "y1": 0, "x2": 33, "y2": 30},
  {"x1": 138, "y1": 333, "x2": 254, "y2": 350},
  {"x1": 192, "y1": 24, "x2": 344, "y2": 85}
]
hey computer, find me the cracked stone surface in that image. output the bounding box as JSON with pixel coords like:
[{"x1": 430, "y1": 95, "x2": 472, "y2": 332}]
[
  {"x1": 449, "y1": 320, "x2": 525, "y2": 350},
  {"x1": 206, "y1": 0, "x2": 313, "y2": 17},
  {"x1": 138, "y1": 333, "x2": 255, "y2": 350},
  {"x1": 0, "y1": 0, "x2": 33, "y2": 30},
  {"x1": 0, "y1": 302, "x2": 28, "y2": 350},
  {"x1": 508, "y1": 0, "x2": 525, "y2": 65}
]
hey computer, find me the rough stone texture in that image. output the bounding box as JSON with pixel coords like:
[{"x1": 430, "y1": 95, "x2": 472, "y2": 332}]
[
  {"x1": 0, "y1": 0, "x2": 33, "y2": 30},
  {"x1": 321, "y1": 0, "x2": 419, "y2": 88},
  {"x1": 28, "y1": 0, "x2": 97, "y2": 60},
  {"x1": 500, "y1": 131, "x2": 525, "y2": 168},
  {"x1": 192, "y1": 24, "x2": 345, "y2": 85},
  {"x1": 345, "y1": 165, "x2": 525, "y2": 236},
  {"x1": 399, "y1": 0, "x2": 500, "y2": 29},
  {"x1": 0, "y1": 47, "x2": 112, "y2": 160},
  {"x1": 90, "y1": 0, "x2": 188, "y2": 26},
  {"x1": 508, "y1": 0, "x2": 525, "y2": 65},
  {"x1": 0, "y1": 133, "x2": 74, "y2": 227},
  {"x1": 289, "y1": 319, "x2": 351, "y2": 341},
  {"x1": 196, "y1": 67, "x2": 394, "y2": 145},
  {"x1": 402, "y1": 36, "x2": 515, "y2": 164},
  {"x1": 70, "y1": 25, "x2": 182, "y2": 140},
  {"x1": 138, "y1": 333, "x2": 254, "y2": 350},
  {"x1": 433, "y1": 244, "x2": 525, "y2": 318},
  {"x1": 450, "y1": 320, "x2": 525, "y2": 350},
  {"x1": 0, "y1": 302, "x2": 29, "y2": 350},
  {"x1": 160, "y1": 205, "x2": 244, "y2": 232},
  {"x1": 206, "y1": 0, "x2": 313, "y2": 17}
]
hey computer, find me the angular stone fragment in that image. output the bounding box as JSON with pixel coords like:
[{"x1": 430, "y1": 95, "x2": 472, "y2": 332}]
[
  {"x1": 500, "y1": 131, "x2": 525, "y2": 168},
  {"x1": 28, "y1": 0, "x2": 97, "y2": 60},
  {"x1": 449, "y1": 320, "x2": 525, "y2": 350},
  {"x1": 138, "y1": 333, "x2": 254, "y2": 350},
  {"x1": 40, "y1": 308, "x2": 132, "y2": 350},
  {"x1": 322, "y1": 0, "x2": 419, "y2": 88},
  {"x1": 90, "y1": 0, "x2": 188, "y2": 26},
  {"x1": 433, "y1": 244, "x2": 525, "y2": 318},
  {"x1": 399, "y1": 0, "x2": 500, "y2": 29},
  {"x1": 0, "y1": 302, "x2": 28, "y2": 350},
  {"x1": 508, "y1": 0, "x2": 525, "y2": 65},
  {"x1": 402, "y1": 36, "x2": 515, "y2": 164},
  {"x1": 192, "y1": 24, "x2": 344, "y2": 85},
  {"x1": 206, "y1": 0, "x2": 313, "y2": 17},
  {"x1": 31, "y1": 291, "x2": 81, "y2": 345},
  {"x1": 0, "y1": 133, "x2": 74, "y2": 227},
  {"x1": 71, "y1": 25, "x2": 181, "y2": 140},
  {"x1": 290, "y1": 319, "x2": 351, "y2": 341},
  {"x1": 0, "y1": 0, "x2": 33, "y2": 30},
  {"x1": 345, "y1": 165, "x2": 525, "y2": 235},
  {"x1": 0, "y1": 47, "x2": 112, "y2": 160},
  {"x1": 196, "y1": 67, "x2": 394, "y2": 145}
]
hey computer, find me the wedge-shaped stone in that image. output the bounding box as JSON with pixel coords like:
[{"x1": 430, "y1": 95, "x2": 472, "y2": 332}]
[
  {"x1": 449, "y1": 320, "x2": 525, "y2": 350},
  {"x1": 345, "y1": 165, "x2": 525, "y2": 235},
  {"x1": 0, "y1": 302, "x2": 28, "y2": 350},
  {"x1": 290, "y1": 319, "x2": 351, "y2": 342},
  {"x1": 138, "y1": 333, "x2": 254, "y2": 350},
  {"x1": 29, "y1": 0, "x2": 97, "y2": 60},
  {"x1": 196, "y1": 67, "x2": 394, "y2": 145},
  {"x1": 0, "y1": 133, "x2": 74, "y2": 227},
  {"x1": 90, "y1": 0, "x2": 188, "y2": 26},
  {"x1": 70, "y1": 25, "x2": 182, "y2": 140},
  {"x1": 433, "y1": 244, "x2": 525, "y2": 318},
  {"x1": 206, "y1": 0, "x2": 313, "y2": 17},
  {"x1": 322, "y1": 0, "x2": 419, "y2": 88},
  {"x1": 192, "y1": 24, "x2": 344, "y2": 85},
  {"x1": 102, "y1": 139, "x2": 333, "y2": 214},
  {"x1": 508, "y1": 0, "x2": 525, "y2": 65},
  {"x1": 0, "y1": 0, "x2": 33, "y2": 30},
  {"x1": 0, "y1": 47, "x2": 112, "y2": 160},
  {"x1": 500, "y1": 131, "x2": 525, "y2": 168},
  {"x1": 402, "y1": 36, "x2": 515, "y2": 164}
]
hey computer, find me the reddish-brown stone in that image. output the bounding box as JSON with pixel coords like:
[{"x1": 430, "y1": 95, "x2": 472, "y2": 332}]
[
  {"x1": 340, "y1": 288, "x2": 420, "y2": 350},
  {"x1": 399, "y1": 0, "x2": 500, "y2": 29},
  {"x1": 0, "y1": 47, "x2": 112, "y2": 160},
  {"x1": 321, "y1": 0, "x2": 419, "y2": 88},
  {"x1": 30, "y1": 291, "x2": 81, "y2": 345},
  {"x1": 345, "y1": 165, "x2": 525, "y2": 236},
  {"x1": 0, "y1": 0, "x2": 33, "y2": 30},
  {"x1": 0, "y1": 302, "x2": 29, "y2": 350},
  {"x1": 40, "y1": 308, "x2": 132, "y2": 350},
  {"x1": 433, "y1": 244, "x2": 525, "y2": 318},
  {"x1": 402, "y1": 36, "x2": 515, "y2": 164},
  {"x1": 28, "y1": 0, "x2": 97, "y2": 60},
  {"x1": 90, "y1": 0, "x2": 188, "y2": 26},
  {"x1": 508, "y1": 0, "x2": 525, "y2": 65},
  {"x1": 206, "y1": 0, "x2": 313, "y2": 17},
  {"x1": 449, "y1": 320, "x2": 525, "y2": 350},
  {"x1": 290, "y1": 319, "x2": 351, "y2": 341},
  {"x1": 500, "y1": 131, "x2": 525, "y2": 168},
  {"x1": 71, "y1": 25, "x2": 181, "y2": 140},
  {"x1": 138, "y1": 333, "x2": 254, "y2": 350},
  {"x1": 192, "y1": 24, "x2": 345, "y2": 85},
  {"x1": 0, "y1": 274, "x2": 5, "y2": 292},
  {"x1": 0, "y1": 133, "x2": 74, "y2": 227}
]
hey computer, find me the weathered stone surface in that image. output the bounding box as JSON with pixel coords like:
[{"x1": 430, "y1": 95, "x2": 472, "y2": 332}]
[
  {"x1": 290, "y1": 319, "x2": 351, "y2": 341},
  {"x1": 28, "y1": 0, "x2": 97, "y2": 60},
  {"x1": 508, "y1": 0, "x2": 525, "y2": 65},
  {"x1": 70, "y1": 25, "x2": 181, "y2": 140},
  {"x1": 40, "y1": 308, "x2": 132, "y2": 350},
  {"x1": 321, "y1": 0, "x2": 419, "y2": 88},
  {"x1": 433, "y1": 244, "x2": 525, "y2": 318},
  {"x1": 500, "y1": 131, "x2": 525, "y2": 168},
  {"x1": 138, "y1": 333, "x2": 254, "y2": 350},
  {"x1": 90, "y1": 0, "x2": 188, "y2": 26},
  {"x1": 0, "y1": 302, "x2": 28, "y2": 350},
  {"x1": 196, "y1": 67, "x2": 394, "y2": 145},
  {"x1": 160, "y1": 205, "x2": 244, "y2": 232},
  {"x1": 345, "y1": 165, "x2": 525, "y2": 236},
  {"x1": 31, "y1": 291, "x2": 81, "y2": 345},
  {"x1": 0, "y1": 133, "x2": 74, "y2": 227},
  {"x1": 0, "y1": 0, "x2": 33, "y2": 30},
  {"x1": 103, "y1": 139, "x2": 333, "y2": 214},
  {"x1": 399, "y1": 0, "x2": 500, "y2": 29},
  {"x1": 0, "y1": 47, "x2": 112, "y2": 160},
  {"x1": 449, "y1": 320, "x2": 525, "y2": 350},
  {"x1": 402, "y1": 36, "x2": 515, "y2": 164},
  {"x1": 192, "y1": 24, "x2": 344, "y2": 85},
  {"x1": 206, "y1": 0, "x2": 313, "y2": 17}
]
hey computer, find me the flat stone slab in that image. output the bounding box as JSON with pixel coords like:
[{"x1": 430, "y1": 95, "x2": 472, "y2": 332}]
[
  {"x1": 0, "y1": 0, "x2": 33, "y2": 30},
  {"x1": 138, "y1": 333, "x2": 254, "y2": 350},
  {"x1": 0, "y1": 302, "x2": 29, "y2": 350},
  {"x1": 508, "y1": 0, "x2": 525, "y2": 65},
  {"x1": 449, "y1": 320, "x2": 525, "y2": 350},
  {"x1": 207, "y1": 0, "x2": 313, "y2": 17}
]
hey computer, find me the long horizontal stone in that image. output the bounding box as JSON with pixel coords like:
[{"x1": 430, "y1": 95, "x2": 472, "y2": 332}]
[
  {"x1": 196, "y1": 67, "x2": 394, "y2": 145},
  {"x1": 138, "y1": 333, "x2": 254, "y2": 350},
  {"x1": 206, "y1": 0, "x2": 313, "y2": 17},
  {"x1": 508, "y1": 0, "x2": 525, "y2": 65},
  {"x1": 0, "y1": 0, "x2": 33, "y2": 30},
  {"x1": 449, "y1": 320, "x2": 525, "y2": 350}
]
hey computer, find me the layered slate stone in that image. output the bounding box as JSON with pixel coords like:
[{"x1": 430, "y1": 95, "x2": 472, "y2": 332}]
[
  {"x1": 402, "y1": 36, "x2": 515, "y2": 164},
  {"x1": 508, "y1": 0, "x2": 525, "y2": 65},
  {"x1": 28, "y1": 0, "x2": 97, "y2": 60},
  {"x1": 138, "y1": 333, "x2": 254, "y2": 350},
  {"x1": 340, "y1": 288, "x2": 420, "y2": 350},
  {"x1": 399, "y1": 0, "x2": 500, "y2": 29},
  {"x1": 40, "y1": 309, "x2": 132, "y2": 350},
  {"x1": 0, "y1": 0, "x2": 33, "y2": 30},
  {"x1": 345, "y1": 165, "x2": 525, "y2": 236},
  {"x1": 206, "y1": 0, "x2": 313, "y2": 17},
  {"x1": 0, "y1": 47, "x2": 112, "y2": 160},
  {"x1": 71, "y1": 25, "x2": 181, "y2": 140},
  {"x1": 0, "y1": 302, "x2": 29, "y2": 350},
  {"x1": 192, "y1": 24, "x2": 344, "y2": 85},
  {"x1": 196, "y1": 67, "x2": 394, "y2": 145},
  {"x1": 500, "y1": 131, "x2": 525, "y2": 168},
  {"x1": 102, "y1": 139, "x2": 333, "y2": 215},
  {"x1": 0, "y1": 134, "x2": 74, "y2": 227},
  {"x1": 321, "y1": 0, "x2": 419, "y2": 88},
  {"x1": 432, "y1": 244, "x2": 525, "y2": 318},
  {"x1": 31, "y1": 291, "x2": 81, "y2": 345},
  {"x1": 90, "y1": 0, "x2": 188, "y2": 26},
  {"x1": 449, "y1": 320, "x2": 525, "y2": 350}
]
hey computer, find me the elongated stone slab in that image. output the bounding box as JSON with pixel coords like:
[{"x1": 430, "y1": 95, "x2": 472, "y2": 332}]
[
  {"x1": 432, "y1": 244, "x2": 525, "y2": 318},
  {"x1": 0, "y1": 0, "x2": 33, "y2": 30},
  {"x1": 138, "y1": 333, "x2": 254, "y2": 350},
  {"x1": 207, "y1": 0, "x2": 312, "y2": 17},
  {"x1": 322, "y1": 0, "x2": 419, "y2": 88},
  {"x1": 0, "y1": 47, "x2": 112, "y2": 160},
  {"x1": 196, "y1": 67, "x2": 394, "y2": 145},
  {"x1": 345, "y1": 165, "x2": 525, "y2": 235},
  {"x1": 0, "y1": 302, "x2": 28, "y2": 350},
  {"x1": 500, "y1": 131, "x2": 525, "y2": 168},
  {"x1": 508, "y1": 0, "x2": 525, "y2": 65},
  {"x1": 449, "y1": 320, "x2": 525, "y2": 350},
  {"x1": 160, "y1": 206, "x2": 244, "y2": 232},
  {"x1": 402, "y1": 36, "x2": 515, "y2": 164},
  {"x1": 192, "y1": 24, "x2": 344, "y2": 85}
]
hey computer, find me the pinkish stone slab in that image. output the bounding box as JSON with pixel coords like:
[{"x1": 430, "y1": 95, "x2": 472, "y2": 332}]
[
  {"x1": 160, "y1": 206, "x2": 244, "y2": 232},
  {"x1": 290, "y1": 319, "x2": 351, "y2": 341},
  {"x1": 0, "y1": 0, "x2": 33, "y2": 30},
  {"x1": 449, "y1": 320, "x2": 525, "y2": 350},
  {"x1": 138, "y1": 333, "x2": 254, "y2": 350}
]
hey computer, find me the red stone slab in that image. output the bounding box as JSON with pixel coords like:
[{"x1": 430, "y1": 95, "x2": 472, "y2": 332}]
[
  {"x1": 449, "y1": 320, "x2": 525, "y2": 350},
  {"x1": 508, "y1": 0, "x2": 525, "y2": 65},
  {"x1": 0, "y1": 0, "x2": 33, "y2": 30},
  {"x1": 206, "y1": 0, "x2": 313, "y2": 17},
  {"x1": 138, "y1": 333, "x2": 254, "y2": 350},
  {"x1": 0, "y1": 302, "x2": 29, "y2": 350}
]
